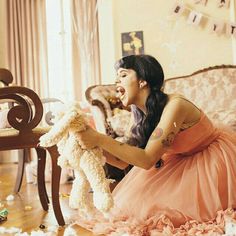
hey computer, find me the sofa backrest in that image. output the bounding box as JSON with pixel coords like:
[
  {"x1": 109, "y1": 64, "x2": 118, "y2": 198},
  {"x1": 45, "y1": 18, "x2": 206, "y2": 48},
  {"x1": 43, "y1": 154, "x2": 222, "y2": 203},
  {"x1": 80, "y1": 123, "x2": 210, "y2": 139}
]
[{"x1": 164, "y1": 65, "x2": 236, "y2": 114}]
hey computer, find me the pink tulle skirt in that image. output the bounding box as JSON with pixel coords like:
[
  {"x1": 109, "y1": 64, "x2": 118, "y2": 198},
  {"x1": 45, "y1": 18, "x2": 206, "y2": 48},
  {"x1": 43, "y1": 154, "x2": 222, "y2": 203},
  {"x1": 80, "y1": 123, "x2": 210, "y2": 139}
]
[{"x1": 75, "y1": 120, "x2": 236, "y2": 235}]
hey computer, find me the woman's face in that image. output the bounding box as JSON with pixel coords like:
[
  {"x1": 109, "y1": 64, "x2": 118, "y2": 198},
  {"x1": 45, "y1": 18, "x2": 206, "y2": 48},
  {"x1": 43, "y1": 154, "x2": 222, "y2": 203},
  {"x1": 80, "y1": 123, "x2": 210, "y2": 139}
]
[{"x1": 115, "y1": 68, "x2": 140, "y2": 107}]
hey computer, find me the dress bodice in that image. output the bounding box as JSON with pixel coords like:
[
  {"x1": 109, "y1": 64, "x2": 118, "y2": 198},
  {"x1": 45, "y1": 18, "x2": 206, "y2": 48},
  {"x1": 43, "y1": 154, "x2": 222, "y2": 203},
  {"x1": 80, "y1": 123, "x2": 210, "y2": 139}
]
[{"x1": 164, "y1": 111, "x2": 220, "y2": 157}]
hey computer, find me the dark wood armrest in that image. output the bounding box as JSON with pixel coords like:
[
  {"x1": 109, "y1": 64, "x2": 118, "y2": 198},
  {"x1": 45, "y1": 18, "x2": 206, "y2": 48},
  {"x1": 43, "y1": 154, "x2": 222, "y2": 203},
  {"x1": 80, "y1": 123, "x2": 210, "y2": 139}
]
[
  {"x1": 0, "y1": 86, "x2": 43, "y2": 131},
  {"x1": 0, "y1": 68, "x2": 13, "y2": 86},
  {"x1": 85, "y1": 85, "x2": 109, "y2": 119}
]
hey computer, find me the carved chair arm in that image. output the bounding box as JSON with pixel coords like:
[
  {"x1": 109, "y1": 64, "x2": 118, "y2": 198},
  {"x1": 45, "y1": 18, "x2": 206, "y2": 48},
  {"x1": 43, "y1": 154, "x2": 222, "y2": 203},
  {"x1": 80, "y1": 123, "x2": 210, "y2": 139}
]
[
  {"x1": 0, "y1": 68, "x2": 13, "y2": 86},
  {"x1": 0, "y1": 86, "x2": 43, "y2": 131}
]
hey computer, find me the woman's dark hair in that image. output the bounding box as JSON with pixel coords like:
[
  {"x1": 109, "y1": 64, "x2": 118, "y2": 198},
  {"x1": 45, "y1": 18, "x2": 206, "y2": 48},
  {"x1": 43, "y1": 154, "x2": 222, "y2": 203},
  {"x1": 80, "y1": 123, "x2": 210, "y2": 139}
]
[{"x1": 115, "y1": 55, "x2": 168, "y2": 153}]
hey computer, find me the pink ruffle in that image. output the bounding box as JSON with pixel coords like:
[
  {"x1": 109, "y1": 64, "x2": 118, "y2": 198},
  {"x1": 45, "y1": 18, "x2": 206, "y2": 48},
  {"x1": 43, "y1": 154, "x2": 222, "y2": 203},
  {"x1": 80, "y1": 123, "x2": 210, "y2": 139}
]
[{"x1": 75, "y1": 208, "x2": 236, "y2": 236}]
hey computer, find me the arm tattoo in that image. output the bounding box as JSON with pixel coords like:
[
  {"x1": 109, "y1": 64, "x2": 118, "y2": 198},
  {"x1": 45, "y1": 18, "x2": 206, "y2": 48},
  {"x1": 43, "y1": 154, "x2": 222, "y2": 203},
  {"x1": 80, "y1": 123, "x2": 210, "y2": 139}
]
[
  {"x1": 161, "y1": 132, "x2": 175, "y2": 147},
  {"x1": 150, "y1": 128, "x2": 164, "y2": 141}
]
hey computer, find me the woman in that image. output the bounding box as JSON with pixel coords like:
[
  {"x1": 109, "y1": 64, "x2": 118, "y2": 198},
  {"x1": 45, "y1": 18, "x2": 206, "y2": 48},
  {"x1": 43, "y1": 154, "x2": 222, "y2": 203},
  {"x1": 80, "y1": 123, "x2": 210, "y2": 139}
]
[{"x1": 76, "y1": 55, "x2": 236, "y2": 235}]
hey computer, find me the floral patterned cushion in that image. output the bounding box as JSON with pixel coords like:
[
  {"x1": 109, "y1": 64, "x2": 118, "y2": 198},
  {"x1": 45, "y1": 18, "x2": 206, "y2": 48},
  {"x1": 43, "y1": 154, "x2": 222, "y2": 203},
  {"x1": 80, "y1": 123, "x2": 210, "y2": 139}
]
[
  {"x1": 107, "y1": 109, "x2": 132, "y2": 137},
  {"x1": 207, "y1": 109, "x2": 236, "y2": 131}
]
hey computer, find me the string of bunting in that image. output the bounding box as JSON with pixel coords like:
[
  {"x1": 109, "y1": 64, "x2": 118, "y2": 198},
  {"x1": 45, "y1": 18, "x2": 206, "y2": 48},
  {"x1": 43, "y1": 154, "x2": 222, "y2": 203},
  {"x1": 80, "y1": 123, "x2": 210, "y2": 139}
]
[
  {"x1": 171, "y1": 1, "x2": 236, "y2": 37},
  {"x1": 192, "y1": 0, "x2": 231, "y2": 8}
]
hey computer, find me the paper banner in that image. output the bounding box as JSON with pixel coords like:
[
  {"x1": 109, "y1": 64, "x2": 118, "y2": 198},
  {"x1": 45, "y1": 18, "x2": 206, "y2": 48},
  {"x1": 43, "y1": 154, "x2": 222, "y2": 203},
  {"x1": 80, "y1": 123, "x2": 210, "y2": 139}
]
[
  {"x1": 217, "y1": 0, "x2": 230, "y2": 8},
  {"x1": 192, "y1": 0, "x2": 208, "y2": 6},
  {"x1": 170, "y1": 1, "x2": 236, "y2": 38},
  {"x1": 226, "y1": 23, "x2": 236, "y2": 37},
  {"x1": 187, "y1": 11, "x2": 203, "y2": 26},
  {"x1": 171, "y1": 2, "x2": 185, "y2": 17},
  {"x1": 208, "y1": 19, "x2": 225, "y2": 35}
]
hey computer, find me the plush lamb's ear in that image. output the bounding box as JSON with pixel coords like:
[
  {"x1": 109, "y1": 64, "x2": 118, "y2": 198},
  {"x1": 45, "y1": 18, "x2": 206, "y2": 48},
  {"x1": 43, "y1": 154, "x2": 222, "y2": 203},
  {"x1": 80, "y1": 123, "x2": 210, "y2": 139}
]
[{"x1": 39, "y1": 110, "x2": 78, "y2": 147}]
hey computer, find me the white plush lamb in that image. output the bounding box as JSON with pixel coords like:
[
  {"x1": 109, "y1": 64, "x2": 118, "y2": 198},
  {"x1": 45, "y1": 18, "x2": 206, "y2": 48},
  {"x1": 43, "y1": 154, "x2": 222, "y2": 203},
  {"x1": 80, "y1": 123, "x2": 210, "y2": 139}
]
[{"x1": 39, "y1": 103, "x2": 114, "y2": 217}]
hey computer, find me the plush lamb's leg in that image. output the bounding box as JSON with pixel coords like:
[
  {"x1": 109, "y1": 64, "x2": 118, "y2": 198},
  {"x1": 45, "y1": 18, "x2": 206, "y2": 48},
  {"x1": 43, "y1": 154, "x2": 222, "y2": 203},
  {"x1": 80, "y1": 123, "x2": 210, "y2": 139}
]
[
  {"x1": 70, "y1": 170, "x2": 95, "y2": 217},
  {"x1": 60, "y1": 134, "x2": 96, "y2": 216},
  {"x1": 57, "y1": 136, "x2": 70, "y2": 167},
  {"x1": 63, "y1": 132, "x2": 84, "y2": 169},
  {"x1": 80, "y1": 150, "x2": 114, "y2": 214}
]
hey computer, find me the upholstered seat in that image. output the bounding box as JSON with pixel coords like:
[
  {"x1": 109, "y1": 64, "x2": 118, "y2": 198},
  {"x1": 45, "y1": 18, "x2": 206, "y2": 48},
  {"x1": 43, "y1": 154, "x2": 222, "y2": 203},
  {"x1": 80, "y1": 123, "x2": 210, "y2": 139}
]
[{"x1": 0, "y1": 126, "x2": 50, "y2": 136}]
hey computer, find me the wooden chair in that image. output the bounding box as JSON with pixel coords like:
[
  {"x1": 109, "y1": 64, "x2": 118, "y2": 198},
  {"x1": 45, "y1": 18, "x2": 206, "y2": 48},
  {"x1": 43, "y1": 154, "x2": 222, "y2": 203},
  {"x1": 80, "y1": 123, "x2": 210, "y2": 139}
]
[
  {"x1": 0, "y1": 69, "x2": 31, "y2": 193},
  {"x1": 0, "y1": 70, "x2": 65, "y2": 226}
]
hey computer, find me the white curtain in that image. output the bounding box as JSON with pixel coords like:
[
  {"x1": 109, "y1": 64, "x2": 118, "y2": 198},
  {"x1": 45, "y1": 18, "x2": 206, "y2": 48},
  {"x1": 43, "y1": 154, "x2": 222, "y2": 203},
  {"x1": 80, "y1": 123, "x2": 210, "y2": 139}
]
[
  {"x1": 70, "y1": 0, "x2": 101, "y2": 100},
  {"x1": 45, "y1": 0, "x2": 101, "y2": 102}
]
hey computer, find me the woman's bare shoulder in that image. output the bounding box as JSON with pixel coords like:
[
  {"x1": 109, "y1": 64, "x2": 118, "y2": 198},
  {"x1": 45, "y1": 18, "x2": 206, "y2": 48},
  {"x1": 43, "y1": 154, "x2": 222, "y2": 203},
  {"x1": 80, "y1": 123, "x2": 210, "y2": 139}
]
[{"x1": 164, "y1": 93, "x2": 201, "y2": 124}]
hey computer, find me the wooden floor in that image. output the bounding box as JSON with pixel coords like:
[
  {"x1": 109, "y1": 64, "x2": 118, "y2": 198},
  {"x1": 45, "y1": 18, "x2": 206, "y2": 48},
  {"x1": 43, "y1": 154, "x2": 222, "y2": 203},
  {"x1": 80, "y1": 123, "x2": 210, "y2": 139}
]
[{"x1": 0, "y1": 163, "x2": 96, "y2": 235}]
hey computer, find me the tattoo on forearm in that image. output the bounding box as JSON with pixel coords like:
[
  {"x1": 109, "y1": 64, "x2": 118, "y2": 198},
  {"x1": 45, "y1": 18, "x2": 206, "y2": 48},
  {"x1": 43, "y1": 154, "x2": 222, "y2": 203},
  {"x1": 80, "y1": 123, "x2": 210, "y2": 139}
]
[
  {"x1": 150, "y1": 128, "x2": 163, "y2": 141},
  {"x1": 161, "y1": 132, "x2": 175, "y2": 147}
]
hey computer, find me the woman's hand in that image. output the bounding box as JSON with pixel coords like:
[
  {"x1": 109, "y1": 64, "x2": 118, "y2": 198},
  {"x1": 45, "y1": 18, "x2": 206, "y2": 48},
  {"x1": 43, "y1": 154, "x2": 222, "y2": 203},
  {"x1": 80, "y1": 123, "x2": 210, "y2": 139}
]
[{"x1": 77, "y1": 126, "x2": 101, "y2": 149}]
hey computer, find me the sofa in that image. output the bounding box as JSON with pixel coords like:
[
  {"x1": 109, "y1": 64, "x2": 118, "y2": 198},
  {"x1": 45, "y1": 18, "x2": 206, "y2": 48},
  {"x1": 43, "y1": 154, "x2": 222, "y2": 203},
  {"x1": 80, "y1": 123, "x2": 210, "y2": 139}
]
[{"x1": 85, "y1": 65, "x2": 236, "y2": 180}]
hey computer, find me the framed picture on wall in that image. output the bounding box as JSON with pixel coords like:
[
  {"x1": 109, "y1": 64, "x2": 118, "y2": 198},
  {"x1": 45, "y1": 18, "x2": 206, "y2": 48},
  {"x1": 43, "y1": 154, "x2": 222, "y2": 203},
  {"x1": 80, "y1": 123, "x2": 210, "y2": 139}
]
[{"x1": 121, "y1": 31, "x2": 144, "y2": 57}]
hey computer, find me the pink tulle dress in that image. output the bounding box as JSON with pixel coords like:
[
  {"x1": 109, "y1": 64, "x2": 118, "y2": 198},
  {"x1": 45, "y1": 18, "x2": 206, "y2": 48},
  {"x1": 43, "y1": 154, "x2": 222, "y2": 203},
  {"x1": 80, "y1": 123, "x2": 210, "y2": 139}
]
[{"x1": 76, "y1": 111, "x2": 236, "y2": 236}]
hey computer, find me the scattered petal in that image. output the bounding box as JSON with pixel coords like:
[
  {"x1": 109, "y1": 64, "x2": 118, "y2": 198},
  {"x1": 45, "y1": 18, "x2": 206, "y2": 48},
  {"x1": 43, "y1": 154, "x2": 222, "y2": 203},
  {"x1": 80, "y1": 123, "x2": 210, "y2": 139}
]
[
  {"x1": 64, "y1": 226, "x2": 78, "y2": 236},
  {"x1": 60, "y1": 193, "x2": 70, "y2": 198},
  {"x1": 24, "y1": 205, "x2": 33, "y2": 211}
]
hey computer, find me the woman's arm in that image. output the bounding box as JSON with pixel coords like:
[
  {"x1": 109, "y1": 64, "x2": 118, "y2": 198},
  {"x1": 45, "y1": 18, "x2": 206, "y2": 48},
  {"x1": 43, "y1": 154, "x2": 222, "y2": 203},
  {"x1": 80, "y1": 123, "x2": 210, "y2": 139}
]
[
  {"x1": 97, "y1": 99, "x2": 188, "y2": 169},
  {"x1": 79, "y1": 99, "x2": 188, "y2": 169},
  {"x1": 103, "y1": 150, "x2": 129, "y2": 170},
  {"x1": 98, "y1": 135, "x2": 151, "y2": 169}
]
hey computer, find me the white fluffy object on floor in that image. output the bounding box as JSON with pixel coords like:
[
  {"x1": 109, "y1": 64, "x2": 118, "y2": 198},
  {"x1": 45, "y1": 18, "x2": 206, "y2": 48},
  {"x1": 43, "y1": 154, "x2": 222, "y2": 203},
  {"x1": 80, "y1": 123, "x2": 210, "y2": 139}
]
[
  {"x1": 25, "y1": 158, "x2": 72, "y2": 184},
  {"x1": 6, "y1": 194, "x2": 14, "y2": 201},
  {"x1": 224, "y1": 220, "x2": 236, "y2": 236}
]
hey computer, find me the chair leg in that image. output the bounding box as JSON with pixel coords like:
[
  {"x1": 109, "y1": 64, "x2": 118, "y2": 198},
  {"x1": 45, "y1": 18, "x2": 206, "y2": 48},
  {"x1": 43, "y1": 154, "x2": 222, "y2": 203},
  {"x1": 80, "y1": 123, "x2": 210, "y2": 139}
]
[
  {"x1": 35, "y1": 147, "x2": 49, "y2": 211},
  {"x1": 14, "y1": 149, "x2": 27, "y2": 193},
  {"x1": 47, "y1": 146, "x2": 65, "y2": 226}
]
